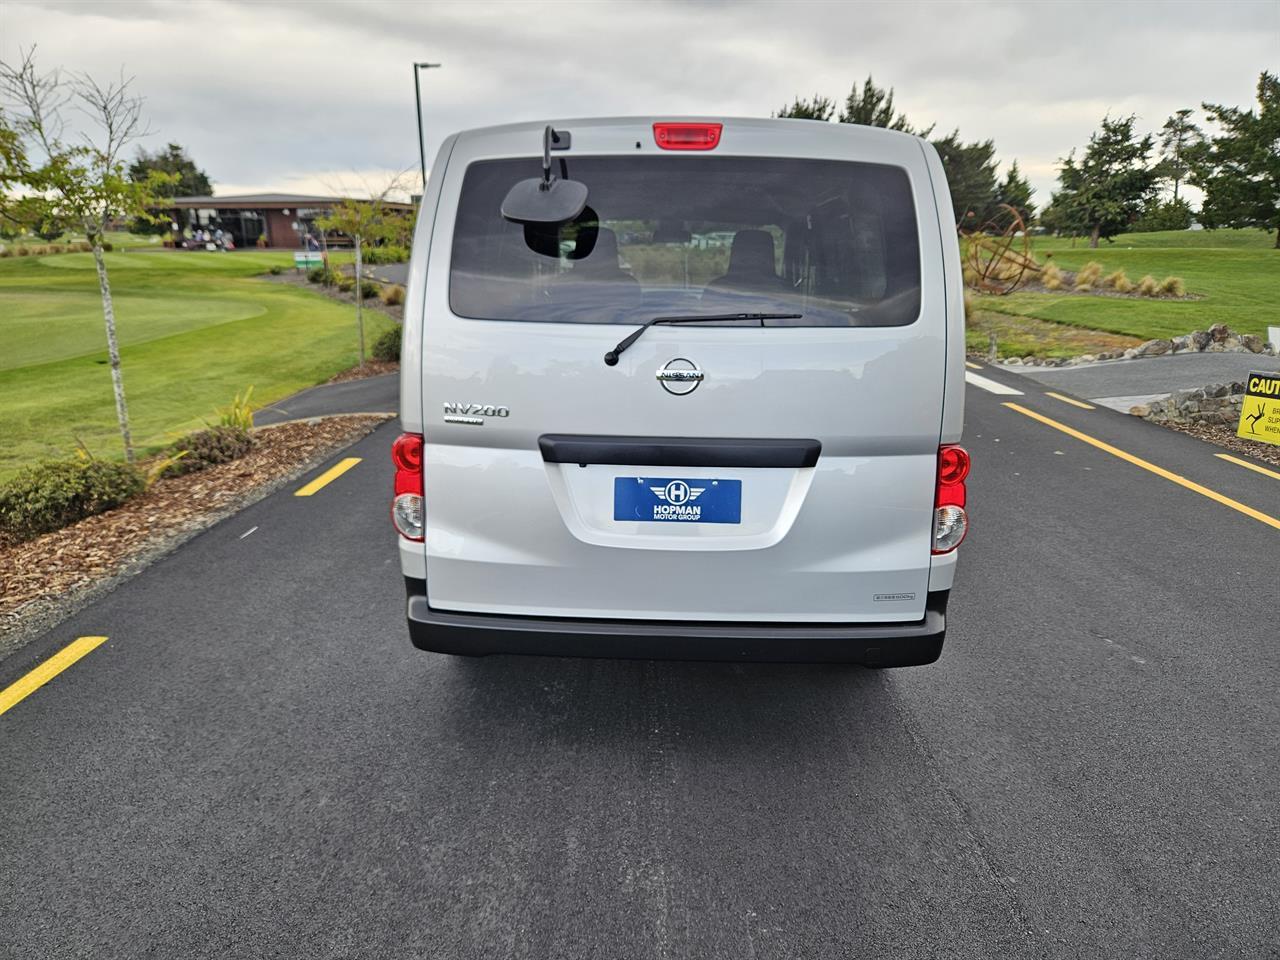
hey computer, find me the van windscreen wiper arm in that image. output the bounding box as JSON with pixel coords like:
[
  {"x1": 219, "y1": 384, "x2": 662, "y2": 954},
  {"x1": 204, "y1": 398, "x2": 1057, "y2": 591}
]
[{"x1": 603, "y1": 312, "x2": 803, "y2": 366}]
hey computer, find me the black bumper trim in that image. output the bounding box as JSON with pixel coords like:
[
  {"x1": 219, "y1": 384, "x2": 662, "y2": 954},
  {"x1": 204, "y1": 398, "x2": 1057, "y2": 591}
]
[
  {"x1": 538, "y1": 435, "x2": 821, "y2": 469},
  {"x1": 404, "y1": 578, "x2": 946, "y2": 666}
]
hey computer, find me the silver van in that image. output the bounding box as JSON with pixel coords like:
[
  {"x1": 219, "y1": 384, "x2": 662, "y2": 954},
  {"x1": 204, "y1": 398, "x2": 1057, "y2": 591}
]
[{"x1": 393, "y1": 117, "x2": 968, "y2": 666}]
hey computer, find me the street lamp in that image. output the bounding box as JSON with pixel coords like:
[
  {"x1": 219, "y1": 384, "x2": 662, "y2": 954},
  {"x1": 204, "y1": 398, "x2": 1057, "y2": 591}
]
[{"x1": 413, "y1": 62, "x2": 442, "y2": 191}]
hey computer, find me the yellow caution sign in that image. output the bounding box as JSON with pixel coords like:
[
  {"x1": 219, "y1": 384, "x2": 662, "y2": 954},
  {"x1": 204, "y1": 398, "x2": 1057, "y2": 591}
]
[{"x1": 1237, "y1": 371, "x2": 1280, "y2": 446}]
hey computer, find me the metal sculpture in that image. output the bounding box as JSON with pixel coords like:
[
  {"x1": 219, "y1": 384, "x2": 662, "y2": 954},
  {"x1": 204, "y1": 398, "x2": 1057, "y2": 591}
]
[{"x1": 960, "y1": 204, "x2": 1039, "y2": 295}]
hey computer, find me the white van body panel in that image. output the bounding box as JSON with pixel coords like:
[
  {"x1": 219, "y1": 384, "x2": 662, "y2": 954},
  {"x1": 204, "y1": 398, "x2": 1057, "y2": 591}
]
[{"x1": 401, "y1": 117, "x2": 963, "y2": 626}]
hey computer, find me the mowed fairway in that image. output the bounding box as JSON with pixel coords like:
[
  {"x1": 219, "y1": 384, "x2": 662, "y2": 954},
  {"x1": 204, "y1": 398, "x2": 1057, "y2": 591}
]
[
  {"x1": 974, "y1": 228, "x2": 1279, "y2": 342},
  {"x1": 0, "y1": 251, "x2": 392, "y2": 479}
]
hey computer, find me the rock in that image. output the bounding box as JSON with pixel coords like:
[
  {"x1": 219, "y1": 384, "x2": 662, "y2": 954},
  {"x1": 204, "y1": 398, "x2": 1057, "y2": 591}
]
[
  {"x1": 1022, "y1": 356, "x2": 1036, "y2": 365},
  {"x1": 1206, "y1": 343, "x2": 1225, "y2": 353},
  {"x1": 1204, "y1": 383, "x2": 1228, "y2": 398},
  {"x1": 1230, "y1": 381, "x2": 1246, "y2": 394},
  {"x1": 1129, "y1": 404, "x2": 1151, "y2": 417},
  {"x1": 1078, "y1": 354, "x2": 1096, "y2": 363},
  {"x1": 1223, "y1": 335, "x2": 1242, "y2": 351},
  {"x1": 1209, "y1": 323, "x2": 1230, "y2": 343},
  {"x1": 1190, "y1": 329, "x2": 1212, "y2": 351},
  {"x1": 1178, "y1": 400, "x2": 1200, "y2": 414},
  {"x1": 1005, "y1": 357, "x2": 1022, "y2": 365},
  {"x1": 1123, "y1": 348, "x2": 1140, "y2": 360},
  {"x1": 1171, "y1": 335, "x2": 1192, "y2": 353},
  {"x1": 1148, "y1": 400, "x2": 1164, "y2": 414},
  {"x1": 1136, "y1": 338, "x2": 1173, "y2": 357},
  {"x1": 1240, "y1": 334, "x2": 1264, "y2": 353}
]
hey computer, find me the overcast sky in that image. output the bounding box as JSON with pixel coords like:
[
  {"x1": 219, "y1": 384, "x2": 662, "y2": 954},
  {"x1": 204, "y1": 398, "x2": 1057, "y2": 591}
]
[{"x1": 2, "y1": 0, "x2": 1277, "y2": 206}]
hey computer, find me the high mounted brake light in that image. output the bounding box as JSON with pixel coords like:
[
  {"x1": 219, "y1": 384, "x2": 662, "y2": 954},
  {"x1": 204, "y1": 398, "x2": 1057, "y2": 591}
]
[
  {"x1": 653, "y1": 122, "x2": 722, "y2": 151},
  {"x1": 392, "y1": 432, "x2": 424, "y2": 541},
  {"x1": 932, "y1": 444, "x2": 969, "y2": 554}
]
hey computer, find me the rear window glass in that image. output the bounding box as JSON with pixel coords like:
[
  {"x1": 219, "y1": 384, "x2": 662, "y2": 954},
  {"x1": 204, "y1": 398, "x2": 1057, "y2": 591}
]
[{"x1": 449, "y1": 156, "x2": 921, "y2": 327}]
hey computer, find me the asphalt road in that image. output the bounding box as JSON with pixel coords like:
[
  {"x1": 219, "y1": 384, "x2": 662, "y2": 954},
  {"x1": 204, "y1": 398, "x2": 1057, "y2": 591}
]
[
  {"x1": 2, "y1": 366, "x2": 1278, "y2": 959},
  {"x1": 1011, "y1": 351, "x2": 1280, "y2": 412}
]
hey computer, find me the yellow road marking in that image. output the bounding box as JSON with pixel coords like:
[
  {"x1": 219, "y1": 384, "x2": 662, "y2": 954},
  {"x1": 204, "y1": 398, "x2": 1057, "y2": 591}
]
[
  {"x1": 1003, "y1": 402, "x2": 1280, "y2": 532},
  {"x1": 0, "y1": 636, "x2": 108, "y2": 717},
  {"x1": 1044, "y1": 391, "x2": 1095, "y2": 410},
  {"x1": 294, "y1": 457, "x2": 362, "y2": 497},
  {"x1": 1215, "y1": 453, "x2": 1280, "y2": 482},
  {"x1": 965, "y1": 361, "x2": 983, "y2": 370}
]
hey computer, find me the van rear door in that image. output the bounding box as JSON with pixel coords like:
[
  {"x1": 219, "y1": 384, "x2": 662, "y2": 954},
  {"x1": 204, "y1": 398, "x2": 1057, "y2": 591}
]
[{"x1": 417, "y1": 119, "x2": 953, "y2": 624}]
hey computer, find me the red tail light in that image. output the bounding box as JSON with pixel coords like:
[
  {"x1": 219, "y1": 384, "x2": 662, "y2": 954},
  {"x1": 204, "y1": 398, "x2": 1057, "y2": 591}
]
[
  {"x1": 653, "y1": 122, "x2": 722, "y2": 151},
  {"x1": 932, "y1": 444, "x2": 969, "y2": 554},
  {"x1": 392, "y1": 432, "x2": 424, "y2": 540}
]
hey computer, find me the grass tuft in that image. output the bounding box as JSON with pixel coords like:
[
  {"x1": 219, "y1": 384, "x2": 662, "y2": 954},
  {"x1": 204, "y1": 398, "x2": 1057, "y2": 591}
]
[
  {"x1": 1158, "y1": 275, "x2": 1186, "y2": 297},
  {"x1": 1136, "y1": 274, "x2": 1159, "y2": 296}
]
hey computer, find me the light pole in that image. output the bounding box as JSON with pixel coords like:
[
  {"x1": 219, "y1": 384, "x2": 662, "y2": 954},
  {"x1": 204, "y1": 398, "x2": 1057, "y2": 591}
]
[{"x1": 413, "y1": 62, "x2": 442, "y2": 192}]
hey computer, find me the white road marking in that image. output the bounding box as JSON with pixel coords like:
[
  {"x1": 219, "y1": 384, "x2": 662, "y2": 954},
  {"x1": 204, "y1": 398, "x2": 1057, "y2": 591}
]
[
  {"x1": 965, "y1": 371, "x2": 1024, "y2": 396},
  {"x1": 239, "y1": 526, "x2": 258, "y2": 540}
]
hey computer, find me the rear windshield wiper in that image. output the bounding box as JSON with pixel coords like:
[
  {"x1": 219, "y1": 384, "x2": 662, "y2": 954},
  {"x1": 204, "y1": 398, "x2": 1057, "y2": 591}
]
[{"x1": 604, "y1": 312, "x2": 803, "y2": 366}]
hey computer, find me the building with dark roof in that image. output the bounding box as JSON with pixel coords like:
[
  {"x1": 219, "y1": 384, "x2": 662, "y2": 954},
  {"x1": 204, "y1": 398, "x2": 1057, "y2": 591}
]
[{"x1": 166, "y1": 193, "x2": 414, "y2": 249}]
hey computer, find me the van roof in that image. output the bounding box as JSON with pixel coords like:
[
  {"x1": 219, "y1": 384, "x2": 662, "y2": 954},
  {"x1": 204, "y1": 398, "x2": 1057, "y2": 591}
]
[{"x1": 447, "y1": 116, "x2": 928, "y2": 147}]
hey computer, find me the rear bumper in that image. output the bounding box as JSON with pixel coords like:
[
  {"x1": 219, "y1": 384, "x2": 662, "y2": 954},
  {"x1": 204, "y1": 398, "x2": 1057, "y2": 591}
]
[{"x1": 404, "y1": 578, "x2": 947, "y2": 666}]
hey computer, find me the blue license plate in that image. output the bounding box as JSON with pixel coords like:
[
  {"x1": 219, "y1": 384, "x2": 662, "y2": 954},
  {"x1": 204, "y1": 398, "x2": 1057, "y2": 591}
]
[{"x1": 613, "y1": 477, "x2": 742, "y2": 524}]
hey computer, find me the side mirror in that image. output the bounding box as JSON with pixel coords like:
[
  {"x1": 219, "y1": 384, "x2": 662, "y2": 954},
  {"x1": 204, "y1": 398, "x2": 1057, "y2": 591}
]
[{"x1": 500, "y1": 126, "x2": 589, "y2": 225}]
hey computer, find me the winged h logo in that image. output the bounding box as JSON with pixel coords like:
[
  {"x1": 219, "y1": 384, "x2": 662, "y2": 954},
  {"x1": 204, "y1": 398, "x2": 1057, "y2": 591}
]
[{"x1": 650, "y1": 480, "x2": 705, "y2": 505}]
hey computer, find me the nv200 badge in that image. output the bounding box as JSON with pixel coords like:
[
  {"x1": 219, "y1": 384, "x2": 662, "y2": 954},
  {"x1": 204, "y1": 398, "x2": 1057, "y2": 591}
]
[
  {"x1": 613, "y1": 477, "x2": 742, "y2": 523},
  {"x1": 442, "y1": 402, "x2": 510, "y2": 425}
]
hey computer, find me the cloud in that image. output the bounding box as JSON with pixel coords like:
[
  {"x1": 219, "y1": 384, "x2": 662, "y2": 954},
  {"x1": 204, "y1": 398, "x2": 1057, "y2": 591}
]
[{"x1": 2, "y1": 0, "x2": 1276, "y2": 204}]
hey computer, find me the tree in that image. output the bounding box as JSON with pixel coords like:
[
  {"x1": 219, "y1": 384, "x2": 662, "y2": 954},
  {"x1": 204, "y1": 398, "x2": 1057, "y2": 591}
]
[
  {"x1": 1047, "y1": 115, "x2": 1158, "y2": 247},
  {"x1": 992, "y1": 159, "x2": 1036, "y2": 226},
  {"x1": 1131, "y1": 197, "x2": 1193, "y2": 232},
  {"x1": 931, "y1": 131, "x2": 998, "y2": 227},
  {"x1": 838, "y1": 75, "x2": 933, "y2": 136},
  {"x1": 316, "y1": 178, "x2": 407, "y2": 365},
  {"x1": 1192, "y1": 72, "x2": 1280, "y2": 248},
  {"x1": 1157, "y1": 109, "x2": 1203, "y2": 202},
  {"x1": 1, "y1": 48, "x2": 175, "y2": 461},
  {"x1": 129, "y1": 142, "x2": 211, "y2": 233},
  {"x1": 775, "y1": 95, "x2": 836, "y2": 121}
]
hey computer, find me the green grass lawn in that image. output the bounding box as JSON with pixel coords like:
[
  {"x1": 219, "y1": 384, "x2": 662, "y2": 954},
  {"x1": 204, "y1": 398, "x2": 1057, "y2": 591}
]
[
  {"x1": 974, "y1": 228, "x2": 1278, "y2": 344},
  {"x1": 0, "y1": 250, "x2": 394, "y2": 480}
]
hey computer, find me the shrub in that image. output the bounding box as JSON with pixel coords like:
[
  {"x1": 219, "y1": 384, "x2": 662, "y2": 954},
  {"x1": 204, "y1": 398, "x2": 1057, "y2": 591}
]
[
  {"x1": 0, "y1": 458, "x2": 145, "y2": 544},
  {"x1": 363, "y1": 244, "x2": 409, "y2": 264},
  {"x1": 30, "y1": 245, "x2": 48, "y2": 256},
  {"x1": 371, "y1": 324, "x2": 402, "y2": 362},
  {"x1": 1132, "y1": 198, "x2": 1193, "y2": 233},
  {"x1": 381, "y1": 283, "x2": 406, "y2": 306},
  {"x1": 359, "y1": 280, "x2": 380, "y2": 300},
  {"x1": 307, "y1": 266, "x2": 327, "y2": 284},
  {"x1": 1104, "y1": 269, "x2": 1134, "y2": 293},
  {"x1": 1040, "y1": 262, "x2": 1063, "y2": 290},
  {"x1": 1076, "y1": 261, "x2": 1103, "y2": 286},
  {"x1": 1137, "y1": 275, "x2": 1159, "y2": 296},
  {"x1": 76, "y1": 240, "x2": 92, "y2": 252},
  {"x1": 162, "y1": 425, "x2": 253, "y2": 476},
  {"x1": 0, "y1": 248, "x2": 11, "y2": 258},
  {"x1": 1159, "y1": 275, "x2": 1186, "y2": 297},
  {"x1": 268, "y1": 265, "x2": 283, "y2": 275},
  {"x1": 47, "y1": 244, "x2": 65, "y2": 255},
  {"x1": 216, "y1": 386, "x2": 256, "y2": 431},
  {"x1": 102, "y1": 241, "x2": 114, "y2": 252},
  {"x1": 336, "y1": 276, "x2": 354, "y2": 293},
  {"x1": 15, "y1": 245, "x2": 30, "y2": 256}
]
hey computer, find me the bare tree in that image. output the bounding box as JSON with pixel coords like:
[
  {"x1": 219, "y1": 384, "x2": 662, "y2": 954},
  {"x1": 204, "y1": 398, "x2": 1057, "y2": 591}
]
[{"x1": 0, "y1": 48, "x2": 174, "y2": 461}]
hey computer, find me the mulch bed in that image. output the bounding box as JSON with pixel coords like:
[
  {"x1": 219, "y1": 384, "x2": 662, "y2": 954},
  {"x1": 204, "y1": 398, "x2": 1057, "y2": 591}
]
[
  {"x1": 0, "y1": 413, "x2": 391, "y2": 657},
  {"x1": 328, "y1": 359, "x2": 398, "y2": 383},
  {"x1": 1156, "y1": 420, "x2": 1280, "y2": 470}
]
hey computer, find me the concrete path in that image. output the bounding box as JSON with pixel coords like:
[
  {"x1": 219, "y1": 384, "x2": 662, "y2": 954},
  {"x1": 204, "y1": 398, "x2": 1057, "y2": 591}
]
[
  {"x1": 255, "y1": 372, "x2": 398, "y2": 426},
  {"x1": 1009, "y1": 351, "x2": 1280, "y2": 411}
]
